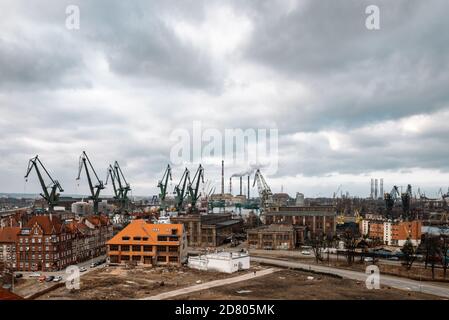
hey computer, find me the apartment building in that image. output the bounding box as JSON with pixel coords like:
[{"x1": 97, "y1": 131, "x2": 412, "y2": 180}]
[
  {"x1": 362, "y1": 219, "x2": 422, "y2": 246},
  {"x1": 0, "y1": 227, "x2": 20, "y2": 270},
  {"x1": 16, "y1": 214, "x2": 74, "y2": 272},
  {"x1": 107, "y1": 219, "x2": 187, "y2": 267}
]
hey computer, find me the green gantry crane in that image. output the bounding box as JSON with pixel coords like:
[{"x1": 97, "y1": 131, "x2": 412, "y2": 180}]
[
  {"x1": 25, "y1": 155, "x2": 63, "y2": 211},
  {"x1": 106, "y1": 161, "x2": 131, "y2": 211},
  {"x1": 187, "y1": 164, "x2": 204, "y2": 212},
  {"x1": 77, "y1": 151, "x2": 105, "y2": 214},
  {"x1": 158, "y1": 164, "x2": 172, "y2": 210},
  {"x1": 174, "y1": 168, "x2": 189, "y2": 211}
]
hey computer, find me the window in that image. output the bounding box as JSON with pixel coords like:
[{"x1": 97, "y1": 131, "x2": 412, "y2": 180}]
[
  {"x1": 143, "y1": 245, "x2": 152, "y2": 252},
  {"x1": 169, "y1": 256, "x2": 178, "y2": 262},
  {"x1": 132, "y1": 255, "x2": 141, "y2": 261},
  {"x1": 133, "y1": 237, "x2": 141, "y2": 241},
  {"x1": 121, "y1": 245, "x2": 130, "y2": 251},
  {"x1": 157, "y1": 256, "x2": 166, "y2": 262},
  {"x1": 157, "y1": 246, "x2": 166, "y2": 252},
  {"x1": 122, "y1": 236, "x2": 130, "y2": 241},
  {"x1": 169, "y1": 246, "x2": 178, "y2": 252},
  {"x1": 142, "y1": 237, "x2": 148, "y2": 241},
  {"x1": 121, "y1": 255, "x2": 130, "y2": 261},
  {"x1": 109, "y1": 245, "x2": 119, "y2": 251},
  {"x1": 132, "y1": 245, "x2": 141, "y2": 252}
]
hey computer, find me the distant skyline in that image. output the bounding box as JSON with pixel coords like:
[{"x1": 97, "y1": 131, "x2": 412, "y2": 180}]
[{"x1": 1, "y1": 0, "x2": 449, "y2": 198}]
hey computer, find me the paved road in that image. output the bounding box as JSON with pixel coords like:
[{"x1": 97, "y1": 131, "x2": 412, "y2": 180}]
[
  {"x1": 141, "y1": 268, "x2": 279, "y2": 300},
  {"x1": 251, "y1": 256, "x2": 449, "y2": 299}
]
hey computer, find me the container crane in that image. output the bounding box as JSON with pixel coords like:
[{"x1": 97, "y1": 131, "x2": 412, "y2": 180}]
[
  {"x1": 76, "y1": 151, "x2": 105, "y2": 214},
  {"x1": 24, "y1": 155, "x2": 63, "y2": 211},
  {"x1": 158, "y1": 164, "x2": 172, "y2": 210},
  {"x1": 174, "y1": 168, "x2": 189, "y2": 211},
  {"x1": 253, "y1": 169, "x2": 273, "y2": 208},
  {"x1": 187, "y1": 164, "x2": 204, "y2": 212}
]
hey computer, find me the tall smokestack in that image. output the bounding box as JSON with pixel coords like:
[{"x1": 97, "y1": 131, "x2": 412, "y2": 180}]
[
  {"x1": 247, "y1": 175, "x2": 250, "y2": 199},
  {"x1": 375, "y1": 179, "x2": 378, "y2": 199},
  {"x1": 380, "y1": 178, "x2": 384, "y2": 199},
  {"x1": 229, "y1": 177, "x2": 232, "y2": 194},
  {"x1": 221, "y1": 160, "x2": 224, "y2": 197},
  {"x1": 240, "y1": 176, "x2": 243, "y2": 195},
  {"x1": 370, "y1": 178, "x2": 374, "y2": 199}
]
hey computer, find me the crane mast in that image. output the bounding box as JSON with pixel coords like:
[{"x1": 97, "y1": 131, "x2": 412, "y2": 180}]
[
  {"x1": 187, "y1": 164, "x2": 204, "y2": 212},
  {"x1": 24, "y1": 155, "x2": 63, "y2": 211},
  {"x1": 158, "y1": 164, "x2": 172, "y2": 209},
  {"x1": 174, "y1": 168, "x2": 190, "y2": 211},
  {"x1": 77, "y1": 151, "x2": 104, "y2": 214},
  {"x1": 253, "y1": 169, "x2": 273, "y2": 208}
]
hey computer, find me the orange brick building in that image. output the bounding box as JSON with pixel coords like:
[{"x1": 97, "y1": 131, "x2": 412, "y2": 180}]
[
  {"x1": 363, "y1": 219, "x2": 422, "y2": 246},
  {"x1": 106, "y1": 220, "x2": 187, "y2": 267}
]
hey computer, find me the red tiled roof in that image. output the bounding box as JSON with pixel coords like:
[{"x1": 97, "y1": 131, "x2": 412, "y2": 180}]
[
  {"x1": 25, "y1": 215, "x2": 63, "y2": 234},
  {"x1": 0, "y1": 227, "x2": 21, "y2": 243}
]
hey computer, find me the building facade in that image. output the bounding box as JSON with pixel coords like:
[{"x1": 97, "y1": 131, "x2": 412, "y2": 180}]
[
  {"x1": 264, "y1": 206, "x2": 337, "y2": 238},
  {"x1": 362, "y1": 219, "x2": 422, "y2": 246},
  {"x1": 247, "y1": 224, "x2": 304, "y2": 250},
  {"x1": 0, "y1": 227, "x2": 20, "y2": 271},
  {"x1": 171, "y1": 214, "x2": 243, "y2": 247},
  {"x1": 107, "y1": 220, "x2": 187, "y2": 267}
]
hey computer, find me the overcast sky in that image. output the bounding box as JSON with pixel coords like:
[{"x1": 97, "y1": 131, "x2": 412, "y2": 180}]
[{"x1": 1, "y1": 0, "x2": 449, "y2": 198}]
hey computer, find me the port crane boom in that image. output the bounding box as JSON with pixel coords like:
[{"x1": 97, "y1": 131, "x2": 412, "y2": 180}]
[
  {"x1": 253, "y1": 169, "x2": 273, "y2": 208},
  {"x1": 187, "y1": 164, "x2": 204, "y2": 211},
  {"x1": 77, "y1": 151, "x2": 104, "y2": 214},
  {"x1": 174, "y1": 168, "x2": 190, "y2": 211},
  {"x1": 24, "y1": 155, "x2": 63, "y2": 211},
  {"x1": 158, "y1": 164, "x2": 172, "y2": 209}
]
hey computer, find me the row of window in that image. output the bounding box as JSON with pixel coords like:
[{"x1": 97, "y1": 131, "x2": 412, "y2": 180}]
[
  {"x1": 112, "y1": 255, "x2": 178, "y2": 263},
  {"x1": 109, "y1": 245, "x2": 179, "y2": 252}
]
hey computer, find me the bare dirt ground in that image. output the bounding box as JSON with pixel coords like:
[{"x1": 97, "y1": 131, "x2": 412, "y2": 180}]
[
  {"x1": 173, "y1": 269, "x2": 443, "y2": 300},
  {"x1": 37, "y1": 265, "x2": 261, "y2": 300}
]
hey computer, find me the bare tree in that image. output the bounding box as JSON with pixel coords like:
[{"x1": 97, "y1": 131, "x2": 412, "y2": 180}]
[
  {"x1": 440, "y1": 236, "x2": 449, "y2": 278},
  {"x1": 342, "y1": 230, "x2": 357, "y2": 265},
  {"x1": 310, "y1": 234, "x2": 326, "y2": 263},
  {"x1": 401, "y1": 238, "x2": 417, "y2": 270}
]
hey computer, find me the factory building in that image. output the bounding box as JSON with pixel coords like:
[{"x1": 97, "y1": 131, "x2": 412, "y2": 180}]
[
  {"x1": 264, "y1": 206, "x2": 337, "y2": 238},
  {"x1": 107, "y1": 220, "x2": 187, "y2": 266},
  {"x1": 171, "y1": 214, "x2": 243, "y2": 247},
  {"x1": 247, "y1": 224, "x2": 305, "y2": 250}
]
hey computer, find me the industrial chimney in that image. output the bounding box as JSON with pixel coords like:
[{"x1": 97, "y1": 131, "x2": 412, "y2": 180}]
[
  {"x1": 247, "y1": 175, "x2": 250, "y2": 199},
  {"x1": 370, "y1": 178, "x2": 374, "y2": 199},
  {"x1": 380, "y1": 178, "x2": 384, "y2": 199},
  {"x1": 229, "y1": 177, "x2": 232, "y2": 194},
  {"x1": 375, "y1": 179, "x2": 378, "y2": 199}
]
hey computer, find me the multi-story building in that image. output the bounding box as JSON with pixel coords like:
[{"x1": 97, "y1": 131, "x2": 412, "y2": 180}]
[
  {"x1": 171, "y1": 214, "x2": 242, "y2": 247},
  {"x1": 16, "y1": 214, "x2": 74, "y2": 272},
  {"x1": 0, "y1": 227, "x2": 20, "y2": 271},
  {"x1": 264, "y1": 206, "x2": 337, "y2": 238},
  {"x1": 362, "y1": 219, "x2": 422, "y2": 246},
  {"x1": 107, "y1": 219, "x2": 187, "y2": 267}
]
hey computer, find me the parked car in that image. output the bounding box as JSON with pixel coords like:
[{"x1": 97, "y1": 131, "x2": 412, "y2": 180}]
[
  {"x1": 14, "y1": 273, "x2": 23, "y2": 279},
  {"x1": 364, "y1": 257, "x2": 374, "y2": 262},
  {"x1": 90, "y1": 262, "x2": 97, "y2": 268},
  {"x1": 80, "y1": 267, "x2": 87, "y2": 272},
  {"x1": 38, "y1": 275, "x2": 46, "y2": 282},
  {"x1": 388, "y1": 256, "x2": 399, "y2": 261},
  {"x1": 45, "y1": 276, "x2": 55, "y2": 282},
  {"x1": 301, "y1": 250, "x2": 311, "y2": 255},
  {"x1": 29, "y1": 272, "x2": 41, "y2": 278},
  {"x1": 53, "y1": 276, "x2": 63, "y2": 282}
]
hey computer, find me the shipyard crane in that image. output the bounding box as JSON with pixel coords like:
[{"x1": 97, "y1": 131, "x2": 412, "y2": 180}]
[
  {"x1": 401, "y1": 184, "x2": 413, "y2": 219},
  {"x1": 106, "y1": 164, "x2": 119, "y2": 199},
  {"x1": 333, "y1": 184, "x2": 342, "y2": 199},
  {"x1": 384, "y1": 185, "x2": 400, "y2": 218},
  {"x1": 76, "y1": 151, "x2": 105, "y2": 214},
  {"x1": 187, "y1": 164, "x2": 204, "y2": 211},
  {"x1": 174, "y1": 168, "x2": 190, "y2": 211},
  {"x1": 158, "y1": 164, "x2": 172, "y2": 209},
  {"x1": 24, "y1": 155, "x2": 63, "y2": 211},
  {"x1": 113, "y1": 161, "x2": 131, "y2": 208},
  {"x1": 253, "y1": 169, "x2": 274, "y2": 208}
]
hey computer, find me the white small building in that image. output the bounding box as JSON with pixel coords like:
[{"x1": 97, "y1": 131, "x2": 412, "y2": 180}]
[{"x1": 188, "y1": 251, "x2": 250, "y2": 274}]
